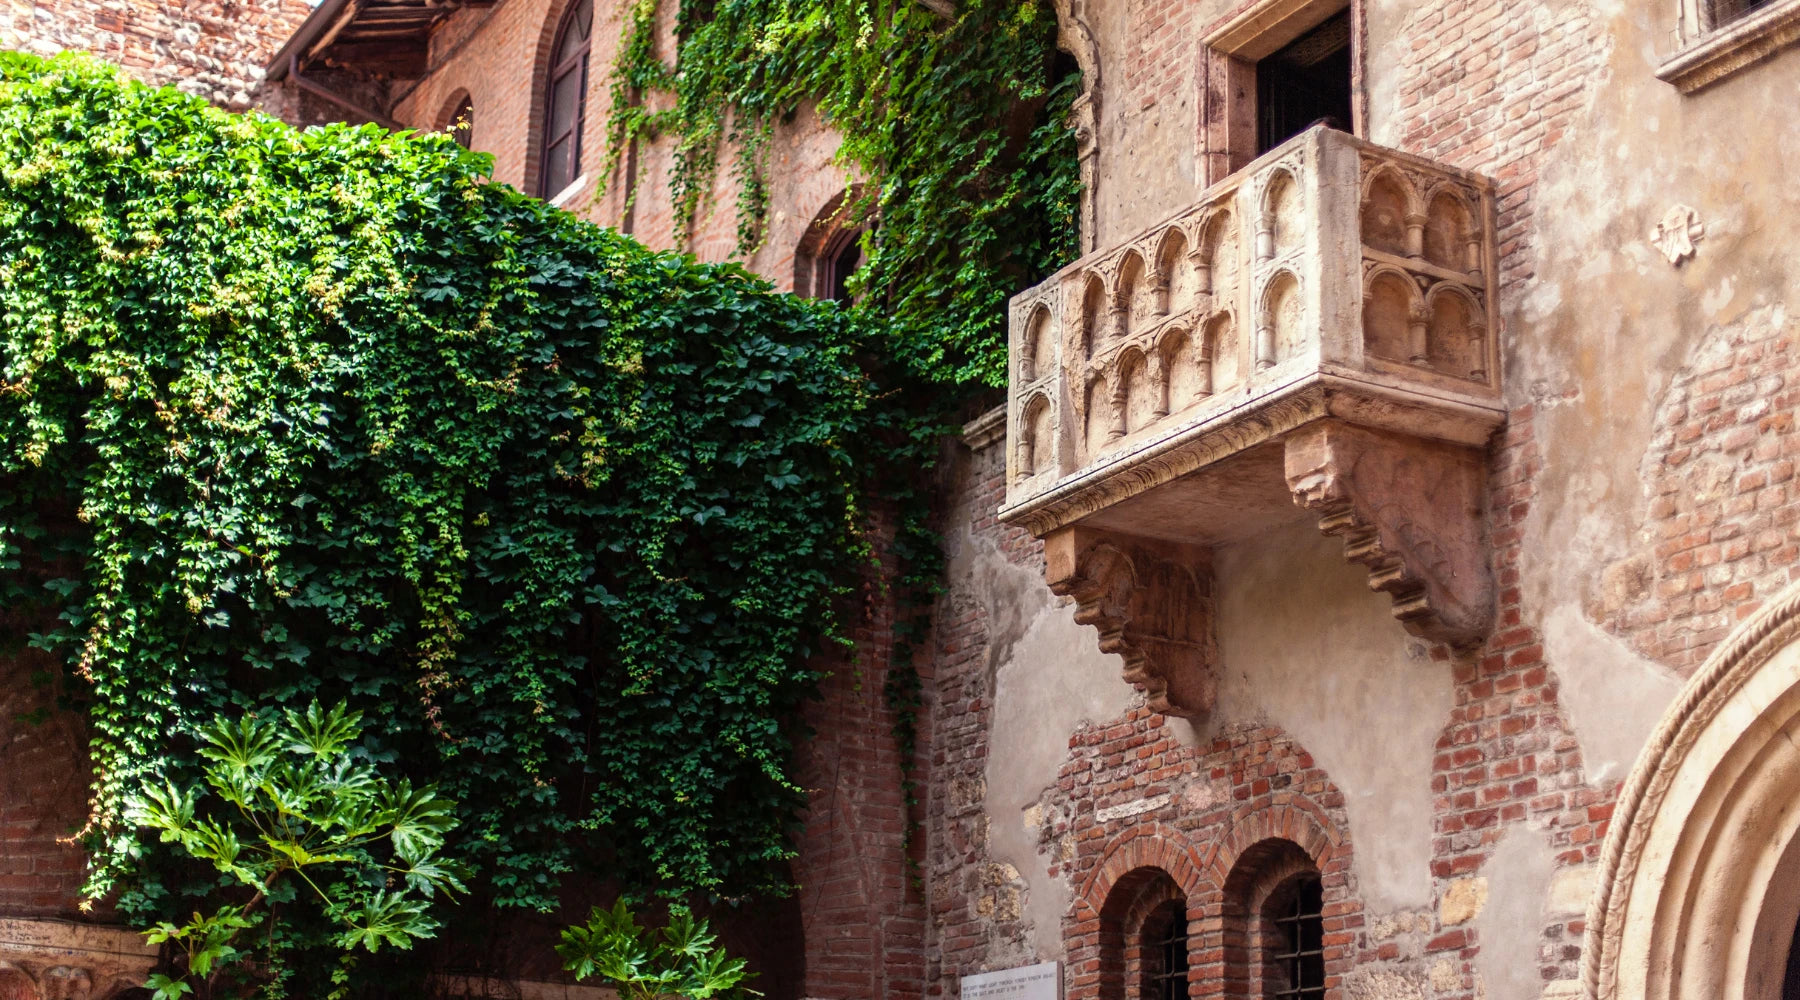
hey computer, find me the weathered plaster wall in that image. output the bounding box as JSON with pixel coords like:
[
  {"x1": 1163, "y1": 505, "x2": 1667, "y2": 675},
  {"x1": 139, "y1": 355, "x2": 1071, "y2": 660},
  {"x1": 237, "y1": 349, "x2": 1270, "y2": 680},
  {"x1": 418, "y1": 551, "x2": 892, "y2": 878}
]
[
  {"x1": 968, "y1": 522, "x2": 1133, "y2": 960},
  {"x1": 1211, "y1": 518, "x2": 1450, "y2": 915},
  {"x1": 1084, "y1": 0, "x2": 1202, "y2": 246}
]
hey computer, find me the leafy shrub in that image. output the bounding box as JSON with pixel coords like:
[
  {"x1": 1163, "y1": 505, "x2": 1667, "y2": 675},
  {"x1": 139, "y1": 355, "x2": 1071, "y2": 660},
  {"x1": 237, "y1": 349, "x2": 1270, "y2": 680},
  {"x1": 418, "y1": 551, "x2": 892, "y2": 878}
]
[
  {"x1": 133, "y1": 702, "x2": 465, "y2": 998},
  {"x1": 557, "y1": 900, "x2": 754, "y2": 1000}
]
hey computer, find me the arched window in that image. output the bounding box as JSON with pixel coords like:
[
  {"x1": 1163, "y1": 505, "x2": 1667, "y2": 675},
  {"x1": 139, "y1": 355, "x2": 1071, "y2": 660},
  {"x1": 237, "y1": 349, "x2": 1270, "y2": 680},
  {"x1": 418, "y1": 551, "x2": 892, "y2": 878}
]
[
  {"x1": 539, "y1": 0, "x2": 594, "y2": 197},
  {"x1": 795, "y1": 188, "x2": 870, "y2": 304},
  {"x1": 1262, "y1": 873, "x2": 1325, "y2": 1000},
  {"x1": 1096, "y1": 866, "x2": 1189, "y2": 1000},
  {"x1": 444, "y1": 92, "x2": 474, "y2": 149},
  {"x1": 1221, "y1": 837, "x2": 1334, "y2": 1000},
  {"x1": 1142, "y1": 899, "x2": 1190, "y2": 1000},
  {"x1": 819, "y1": 229, "x2": 863, "y2": 305}
]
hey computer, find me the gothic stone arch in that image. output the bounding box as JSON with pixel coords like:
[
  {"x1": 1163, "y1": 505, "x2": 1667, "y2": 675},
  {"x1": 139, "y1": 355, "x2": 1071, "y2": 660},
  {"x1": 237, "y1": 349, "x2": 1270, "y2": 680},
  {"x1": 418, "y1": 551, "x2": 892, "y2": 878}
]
[{"x1": 1583, "y1": 578, "x2": 1800, "y2": 1000}]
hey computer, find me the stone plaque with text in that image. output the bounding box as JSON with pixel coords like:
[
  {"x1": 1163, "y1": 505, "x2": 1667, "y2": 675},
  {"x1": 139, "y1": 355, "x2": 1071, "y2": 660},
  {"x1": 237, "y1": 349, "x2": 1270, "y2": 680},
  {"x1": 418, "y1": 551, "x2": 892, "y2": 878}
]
[{"x1": 960, "y1": 961, "x2": 1060, "y2": 1000}]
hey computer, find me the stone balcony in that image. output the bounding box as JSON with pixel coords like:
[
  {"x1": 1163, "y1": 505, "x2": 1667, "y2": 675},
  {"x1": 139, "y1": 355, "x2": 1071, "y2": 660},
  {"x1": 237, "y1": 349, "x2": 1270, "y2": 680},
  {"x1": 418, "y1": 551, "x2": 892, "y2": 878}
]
[{"x1": 998, "y1": 126, "x2": 1506, "y2": 717}]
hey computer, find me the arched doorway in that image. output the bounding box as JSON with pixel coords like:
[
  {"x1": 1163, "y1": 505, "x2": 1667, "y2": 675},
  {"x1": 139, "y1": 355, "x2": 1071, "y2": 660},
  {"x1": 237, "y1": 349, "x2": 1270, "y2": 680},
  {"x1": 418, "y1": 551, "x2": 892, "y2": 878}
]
[{"x1": 1585, "y1": 580, "x2": 1800, "y2": 1000}]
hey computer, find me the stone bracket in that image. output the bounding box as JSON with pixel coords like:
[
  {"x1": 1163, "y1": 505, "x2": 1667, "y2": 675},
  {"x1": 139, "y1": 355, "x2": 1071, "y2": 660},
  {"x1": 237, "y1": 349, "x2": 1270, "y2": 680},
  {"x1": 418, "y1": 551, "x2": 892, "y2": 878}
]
[
  {"x1": 1043, "y1": 528, "x2": 1218, "y2": 718},
  {"x1": 1283, "y1": 420, "x2": 1493, "y2": 647}
]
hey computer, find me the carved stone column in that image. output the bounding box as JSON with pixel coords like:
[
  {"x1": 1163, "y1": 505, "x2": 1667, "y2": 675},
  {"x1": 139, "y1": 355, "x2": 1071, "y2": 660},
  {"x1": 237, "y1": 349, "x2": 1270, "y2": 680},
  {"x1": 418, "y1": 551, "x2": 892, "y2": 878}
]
[
  {"x1": 1043, "y1": 528, "x2": 1218, "y2": 717},
  {"x1": 1283, "y1": 421, "x2": 1493, "y2": 647}
]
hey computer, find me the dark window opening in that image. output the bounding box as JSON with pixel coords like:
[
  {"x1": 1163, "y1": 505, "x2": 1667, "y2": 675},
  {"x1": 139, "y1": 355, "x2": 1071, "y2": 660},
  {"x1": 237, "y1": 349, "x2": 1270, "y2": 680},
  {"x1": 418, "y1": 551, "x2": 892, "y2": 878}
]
[
  {"x1": 824, "y1": 232, "x2": 863, "y2": 305},
  {"x1": 1707, "y1": 0, "x2": 1776, "y2": 28},
  {"x1": 449, "y1": 96, "x2": 474, "y2": 149},
  {"x1": 1269, "y1": 874, "x2": 1326, "y2": 1000},
  {"x1": 539, "y1": 0, "x2": 593, "y2": 197},
  {"x1": 1144, "y1": 900, "x2": 1189, "y2": 1000},
  {"x1": 1255, "y1": 10, "x2": 1353, "y2": 155}
]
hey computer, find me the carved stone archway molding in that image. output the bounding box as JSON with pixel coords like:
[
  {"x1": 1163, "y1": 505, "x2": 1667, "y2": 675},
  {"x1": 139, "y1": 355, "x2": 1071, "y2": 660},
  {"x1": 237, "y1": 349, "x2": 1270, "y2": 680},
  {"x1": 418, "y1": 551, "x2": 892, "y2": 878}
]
[{"x1": 1582, "y1": 579, "x2": 1800, "y2": 1000}]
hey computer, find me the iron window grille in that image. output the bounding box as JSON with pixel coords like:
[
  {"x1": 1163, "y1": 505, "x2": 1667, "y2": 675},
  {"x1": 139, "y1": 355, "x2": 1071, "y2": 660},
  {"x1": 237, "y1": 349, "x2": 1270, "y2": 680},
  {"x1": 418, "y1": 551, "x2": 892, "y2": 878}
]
[
  {"x1": 1706, "y1": 0, "x2": 1776, "y2": 27},
  {"x1": 1145, "y1": 902, "x2": 1189, "y2": 1000},
  {"x1": 1270, "y1": 874, "x2": 1326, "y2": 1000}
]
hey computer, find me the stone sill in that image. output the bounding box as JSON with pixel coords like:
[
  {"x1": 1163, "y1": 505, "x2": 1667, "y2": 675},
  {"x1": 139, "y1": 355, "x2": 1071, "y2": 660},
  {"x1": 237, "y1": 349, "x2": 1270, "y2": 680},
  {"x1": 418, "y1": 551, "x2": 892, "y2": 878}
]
[{"x1": 1657, "y1": 0, "x2": 1800, "y2": 93}]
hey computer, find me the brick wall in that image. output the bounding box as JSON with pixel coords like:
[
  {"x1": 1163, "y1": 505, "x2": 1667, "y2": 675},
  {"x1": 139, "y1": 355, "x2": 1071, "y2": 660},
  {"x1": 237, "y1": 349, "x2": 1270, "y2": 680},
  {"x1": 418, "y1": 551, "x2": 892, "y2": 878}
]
[
  {"x1": 793, "y1": 554, "x2": 928, "y2": 1000},
  {"x1": 0, "y1": 618, "x2": 93, "y2": 920},
  {"x1": 1599, "y1": 306, "x2": 1800, "y2": 673},
  {"x1": 0, "y1": 0, "x2": 310, "y2": 108},
  {"x1": 1388, "y1": 0, "x2": 1616, "y2": 991}
]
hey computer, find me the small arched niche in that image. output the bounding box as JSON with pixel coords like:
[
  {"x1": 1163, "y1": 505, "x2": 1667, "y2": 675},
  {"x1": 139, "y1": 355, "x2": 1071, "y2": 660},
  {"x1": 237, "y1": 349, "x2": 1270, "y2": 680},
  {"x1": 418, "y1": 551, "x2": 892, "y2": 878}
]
[
  {"x1": 1426, "y1": 285, "x2": 1486, "y2": 380},
  {"x1": 1117, "y1": 349, "x2": 1157, "y2": 434},
  {"x1": 1022, "y1": 303, "x2": 1056, "y2": 383},
  {"x1": 1259, "y1": 271, "x2": 1303, "y2": 370},
  {"x1": 1082, "y1": 273, "x2": 1109, "y2": 357},
  {"x1": 1423, "y1": 189, "x2": 1475, "y2": 272},
  {"x1": 1085, "y1": 373, "x2": 1116, "y2": 457},
  {"x1": 1116, "y1": 251, "x2": 1148, "y2": 339},
  {"x1": 1362, "y1": 268, "x2": 1418, "y2": 364},
  {"x1": 1198, "y1": 208, "x2": 1239, "y2": 296},
  {"x1": 1585, "y1": 581, "x2": 1800, "y2": 1000},
  {"x1": 1155, "y1": 228, "x2": 1197, "y2": 317},
  {"x1": 1020, "y1": 393, "x2": 1055, "y2": 480},
  {"x1": 1361, "y1": 168, "x2": 1413, "y2": 258},
  {"x1": 1205, "y1": 311, "x2": 1239, "y2": 394},
  {"x1": 1160, "y1": 327, "x2": 1206, "y2": 410},
  {"x1": 1264, "y1": 170, "x2": 1304, "y2": 258}
]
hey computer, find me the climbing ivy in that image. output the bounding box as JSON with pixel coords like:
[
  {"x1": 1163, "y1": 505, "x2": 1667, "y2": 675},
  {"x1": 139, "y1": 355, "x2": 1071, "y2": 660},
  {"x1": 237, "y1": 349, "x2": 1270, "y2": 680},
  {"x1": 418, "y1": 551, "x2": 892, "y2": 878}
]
[
  {"x1": 0, "y1": 52, "x2": 908, "y2": 979},
  {"x1": 598, "y1": 0, "x2": 1084, "y2": 867},
  {"x1": 603, "y1": 0, "x2": 1083, "y2": 388}
]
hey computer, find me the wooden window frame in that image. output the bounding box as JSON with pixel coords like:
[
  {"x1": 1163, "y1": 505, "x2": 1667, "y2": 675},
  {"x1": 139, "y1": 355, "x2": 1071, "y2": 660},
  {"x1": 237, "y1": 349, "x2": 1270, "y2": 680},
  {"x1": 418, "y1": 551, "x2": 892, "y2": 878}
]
[{"x1": 538, "y1": 0, "x2": 593, "y2": 199}]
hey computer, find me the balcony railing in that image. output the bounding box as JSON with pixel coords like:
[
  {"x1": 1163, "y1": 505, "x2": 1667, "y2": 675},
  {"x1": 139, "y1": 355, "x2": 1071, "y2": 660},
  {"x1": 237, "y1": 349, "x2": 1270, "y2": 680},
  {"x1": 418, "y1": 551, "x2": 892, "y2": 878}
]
[{"x1": 998, "y1": 126, "x2": 1507, "y2": 717}]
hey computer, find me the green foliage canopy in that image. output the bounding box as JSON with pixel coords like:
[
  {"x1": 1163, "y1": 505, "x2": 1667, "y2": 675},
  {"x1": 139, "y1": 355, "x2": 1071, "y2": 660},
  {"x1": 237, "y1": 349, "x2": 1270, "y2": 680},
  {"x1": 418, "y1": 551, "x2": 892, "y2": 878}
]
[{"x1": 0, "y1": 52, "x2": 891, "y2": 922}]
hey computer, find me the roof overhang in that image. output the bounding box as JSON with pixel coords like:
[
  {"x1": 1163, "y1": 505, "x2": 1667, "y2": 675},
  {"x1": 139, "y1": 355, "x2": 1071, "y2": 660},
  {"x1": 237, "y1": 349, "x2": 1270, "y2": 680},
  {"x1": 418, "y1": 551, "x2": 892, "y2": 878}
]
[{"x1": 267, "y1": 0, "x2": 495, "y2": 83}]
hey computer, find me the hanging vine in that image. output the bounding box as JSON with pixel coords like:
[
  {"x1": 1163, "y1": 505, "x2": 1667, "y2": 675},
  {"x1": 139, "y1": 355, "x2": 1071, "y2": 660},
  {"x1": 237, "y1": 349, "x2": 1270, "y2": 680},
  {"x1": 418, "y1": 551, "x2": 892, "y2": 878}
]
[{"x1": 602, "y1": 0, "x2": 1083, "y2": 388}]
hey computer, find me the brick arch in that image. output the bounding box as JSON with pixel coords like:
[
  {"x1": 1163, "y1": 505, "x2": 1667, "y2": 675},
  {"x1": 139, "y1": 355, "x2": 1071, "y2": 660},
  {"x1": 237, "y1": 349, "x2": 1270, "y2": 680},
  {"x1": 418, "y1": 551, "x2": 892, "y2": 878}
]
[
  {"x1": 523, "y1": 0, "x2": 591, "y2": 197},
  {"x1": 1076, "y1": 823, "x2": 1211, "y2": 919},
  {"x1": 1067, "y1": 824, "x2": 1209, "y2": 1000},
  {"x1": 1192, "y1": 795, "x2": 1356, "y2": 1000}
]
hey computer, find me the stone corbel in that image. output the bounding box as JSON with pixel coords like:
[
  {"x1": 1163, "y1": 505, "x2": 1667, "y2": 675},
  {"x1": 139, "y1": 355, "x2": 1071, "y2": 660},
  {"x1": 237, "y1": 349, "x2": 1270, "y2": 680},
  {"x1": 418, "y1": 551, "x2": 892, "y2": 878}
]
[
  {"x1": 1043, "y1": 528, "x2": 1218, "y2": 717},
  {"x1": 1283, "y1": 421, "x2": 1493, "y2": 647}
]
